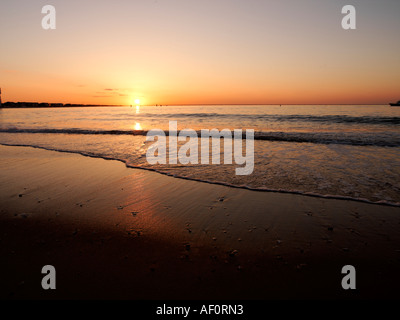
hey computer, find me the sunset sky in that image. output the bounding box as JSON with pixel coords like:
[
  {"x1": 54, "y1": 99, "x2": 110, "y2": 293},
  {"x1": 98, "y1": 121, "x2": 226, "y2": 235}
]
[{"x1": 0, "y1": 0, "x2": 399, "y2": 105}]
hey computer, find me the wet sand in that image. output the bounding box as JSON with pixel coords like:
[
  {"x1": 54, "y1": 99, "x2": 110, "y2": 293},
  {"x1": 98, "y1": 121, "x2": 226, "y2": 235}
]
[{"x1": 0, "y1": 145, "x2": 399, "y2": 300}]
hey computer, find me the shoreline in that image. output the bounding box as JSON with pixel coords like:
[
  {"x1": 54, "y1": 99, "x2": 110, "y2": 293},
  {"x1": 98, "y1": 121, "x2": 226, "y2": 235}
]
[
  {"x1": 1, "y1": 143, "x2": 398, "y2": 208},
  {"x1": 1, "y1": 145, "x2": 400, "y2": 300}
]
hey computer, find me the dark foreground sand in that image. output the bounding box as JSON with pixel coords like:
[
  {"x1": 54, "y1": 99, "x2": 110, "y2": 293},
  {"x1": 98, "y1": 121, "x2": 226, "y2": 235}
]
[{"x1": 0, "y1": 145, "x2": 399, "y2": 300}]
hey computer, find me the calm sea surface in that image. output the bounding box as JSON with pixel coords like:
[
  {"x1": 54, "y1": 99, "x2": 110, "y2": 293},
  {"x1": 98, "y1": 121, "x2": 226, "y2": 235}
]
[{"x1": 1, "y1": 105, "x2": 399, "y2": 205}]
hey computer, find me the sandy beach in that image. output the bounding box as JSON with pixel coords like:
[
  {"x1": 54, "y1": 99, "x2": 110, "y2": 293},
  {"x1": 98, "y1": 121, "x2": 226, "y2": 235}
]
[{"x1": 0, "y1": 144, "x2": 399, "y2": 300}]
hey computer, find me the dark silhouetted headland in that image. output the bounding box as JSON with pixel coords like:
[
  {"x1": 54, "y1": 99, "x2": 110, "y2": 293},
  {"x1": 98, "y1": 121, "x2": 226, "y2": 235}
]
[{"x1": 1, "y1": 102, "x2": 120, "y2": 108}]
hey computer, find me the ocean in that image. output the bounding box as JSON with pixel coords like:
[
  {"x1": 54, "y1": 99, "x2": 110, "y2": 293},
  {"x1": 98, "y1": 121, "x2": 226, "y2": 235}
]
[{"x1": 1, "y1": 104, "x2": 399, "y2": 206}]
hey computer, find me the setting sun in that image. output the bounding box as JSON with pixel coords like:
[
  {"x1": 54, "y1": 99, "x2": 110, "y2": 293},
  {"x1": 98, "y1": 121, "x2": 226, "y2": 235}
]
[{"x1": 134, "y1": 99, "x2": 141, "y2": 105}]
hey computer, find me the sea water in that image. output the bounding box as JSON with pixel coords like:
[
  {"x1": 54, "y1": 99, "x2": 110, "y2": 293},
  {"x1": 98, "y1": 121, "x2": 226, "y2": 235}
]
[{"x1": 1, "y1": 105, "x2": 399, "y2": 205}]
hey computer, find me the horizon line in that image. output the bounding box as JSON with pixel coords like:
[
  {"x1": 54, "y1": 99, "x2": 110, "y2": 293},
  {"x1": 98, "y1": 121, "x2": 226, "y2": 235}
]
[{"x1": 0, "y1": 101, "x2": 392, "y2": 107}]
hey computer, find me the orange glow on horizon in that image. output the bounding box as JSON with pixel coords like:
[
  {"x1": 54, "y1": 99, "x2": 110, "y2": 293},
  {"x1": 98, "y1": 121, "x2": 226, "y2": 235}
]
[{"x1": 2, "y1": 75, "x2": 397, "y2": 106}]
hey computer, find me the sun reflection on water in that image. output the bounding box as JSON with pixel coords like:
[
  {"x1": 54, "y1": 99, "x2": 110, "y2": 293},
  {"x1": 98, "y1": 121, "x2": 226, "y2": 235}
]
[{"x1": 134, "y1": 122, "x2": 142, "y2": 130}]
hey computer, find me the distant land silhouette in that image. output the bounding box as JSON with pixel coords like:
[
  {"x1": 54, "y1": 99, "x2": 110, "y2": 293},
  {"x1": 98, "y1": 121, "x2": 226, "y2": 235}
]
[{"x1": 0, "y1": 102, "x2": 121, "y2": 108}]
